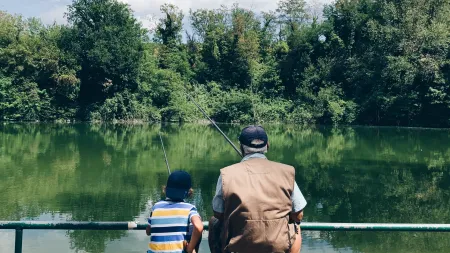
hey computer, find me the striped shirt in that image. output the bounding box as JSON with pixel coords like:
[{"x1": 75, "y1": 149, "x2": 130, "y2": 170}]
[{"x1": 148, "y1": 200, "x2": 200, "y2": 253}]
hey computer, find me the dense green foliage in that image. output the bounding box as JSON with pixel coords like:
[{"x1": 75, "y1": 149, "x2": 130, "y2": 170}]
[{"x1": 0, "y1": 0, "x2": 449, "y2": 126}]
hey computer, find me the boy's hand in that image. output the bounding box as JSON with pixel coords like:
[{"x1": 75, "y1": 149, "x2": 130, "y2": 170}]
[
  {"x1": 145, "y1": 225, "x2": 151, "y2": 236},
  {"x1": 183, "y1": 241, "x2": 195, "y2": 253},
  {"x1": 188, "y1": 215, "x2": 203, "y2": 252}
]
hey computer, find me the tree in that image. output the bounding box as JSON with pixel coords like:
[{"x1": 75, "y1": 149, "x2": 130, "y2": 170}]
[
  {"x1": 154, "y1": 4, "x2": 193, "y2": 79},
  {"x1": 325, "y1": 0, "x2": 450, "y2": 126},
  {"x1": 0, "y1": 0, "x2": 449, "y2": 126},
  {"x1": 155, "y1": 4, "x2": 183, "y2": 47},
  {"x1": 65, "y1": 0, "x2": 144, "y2": 109},
  {"x1": 0, "y1": 12, "x2": 78, "y2": 120},
  {"x1": 277, "y1": 0, "x2": 310, "y2": 38}
]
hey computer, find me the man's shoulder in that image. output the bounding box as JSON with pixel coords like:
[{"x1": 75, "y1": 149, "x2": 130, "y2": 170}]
[
  {"x1": 248, "y1": 158, "x2": 295, "y2": 170},
  {"x1": 220, "y1": 159, "x2": 295, "y2": 174},
  {"x1": 266, "y1": 159, "x2": 295, "y2": 169},
  {"x1": 220, "y1": 162, "x2": 243, "y2": 173}
]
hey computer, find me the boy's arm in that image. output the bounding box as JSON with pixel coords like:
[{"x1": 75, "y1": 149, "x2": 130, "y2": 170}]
[
  {"x1": 186, "y1": 216, "x2": 204, "y2": 253},
  {"x1": 146, "y1": 213, "x2": 152, "y2": 236},
  {"x1": 146, "y1": 224, "x2": 151, "y2": 236}
]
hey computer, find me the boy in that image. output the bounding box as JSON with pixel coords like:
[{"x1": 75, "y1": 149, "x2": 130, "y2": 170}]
[{"x1": 146, "y1": 170, "x2": 204, "y2": 253}]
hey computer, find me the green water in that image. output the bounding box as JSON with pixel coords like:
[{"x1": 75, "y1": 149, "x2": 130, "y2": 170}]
[{"x1": 1, "y1": 123, "x2": 450, "y2": 253}]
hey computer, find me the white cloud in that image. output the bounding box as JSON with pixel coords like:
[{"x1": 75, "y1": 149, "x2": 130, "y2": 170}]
[
  {"x1": 40, "y1": 5, "x2": 68, "y2": 24},
  {"x1": 120, "y1": 0, "x2": 278, "y2": 17},
  {"x1": 120, "y1": 0, "x2": 333, "y2": 21},
  {"x1": 121, "y1": 0, "x2": 333, "y2": 34},
  {"x1": 136, "y1": 14, "x2": 158, "y2": 31},
  {"x1": 35, "y1": 0, "x2": 333, "y2": 26}
]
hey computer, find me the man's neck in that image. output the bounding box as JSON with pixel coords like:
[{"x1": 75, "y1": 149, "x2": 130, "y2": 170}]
[{"x1": 241, "y1": 152, "x2": 267, "y2": 162}]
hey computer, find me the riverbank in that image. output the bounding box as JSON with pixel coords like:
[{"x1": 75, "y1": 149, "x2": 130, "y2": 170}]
[
  {"x1": 3, "y1": 120, "x2": 450, "y2": 131},
  {"x1": 1, "y1": 0, "x2": 449, "y2": 128}
]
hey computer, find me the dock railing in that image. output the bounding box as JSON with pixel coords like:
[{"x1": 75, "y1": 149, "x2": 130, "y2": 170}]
[{"x1": 2, "y1": 221, "x2": 450, "y2": 253}]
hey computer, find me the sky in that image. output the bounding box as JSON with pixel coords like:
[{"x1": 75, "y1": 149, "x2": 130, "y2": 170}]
[{"x1": 0, "y1": 0, "x2": 333, "y2": 31}]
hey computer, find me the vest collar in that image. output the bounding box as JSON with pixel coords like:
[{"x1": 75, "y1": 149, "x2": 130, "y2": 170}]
[{"x1": 241, "y1": 153, "x2": 267, "y2": 162}]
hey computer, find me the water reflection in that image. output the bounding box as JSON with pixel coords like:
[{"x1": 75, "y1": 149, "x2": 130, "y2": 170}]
[{"x1": 1, "y1": 123, "x2": 450, "y2": 252}]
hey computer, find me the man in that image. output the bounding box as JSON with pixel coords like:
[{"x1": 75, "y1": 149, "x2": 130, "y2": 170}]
[{"x1": 209, "y1": 125, "x2": 307, "y2": 253}]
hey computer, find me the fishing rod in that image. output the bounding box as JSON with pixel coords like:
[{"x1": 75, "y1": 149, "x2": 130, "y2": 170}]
[
  {"x1": 158, "y1": 132, "x2": 171, "y2": 174},
  {"x1": 185, "y1": 91, "x2": 243, "y2": 158}
]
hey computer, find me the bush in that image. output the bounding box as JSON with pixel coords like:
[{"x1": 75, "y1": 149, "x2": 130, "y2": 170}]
[
  {"x1": 288, "y1": 106, "x2": 315, "y2": 125},
  {"x1": 317, "y1": 86, "x2": 358, "y2": 125},
  {"x1": 255, "y1": 98, "x2": 292, "y2": 123},
  {"x1": 88, "y1": 90, "x2": 159, "y2": 122},
  {"x1": 0, "y1": 77, "x2": 53, "y2": 121},
  {"x1": 211, "y1": 90, "x2": 254, "y2": 123}
]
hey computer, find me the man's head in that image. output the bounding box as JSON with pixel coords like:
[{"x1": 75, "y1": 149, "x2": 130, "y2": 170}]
[
  {"x1": 165, "y1": 170, "x2": 192, "y2": 201},
  {"x1": 238, "y1": 125, "x2": 269, "y2": 156}
]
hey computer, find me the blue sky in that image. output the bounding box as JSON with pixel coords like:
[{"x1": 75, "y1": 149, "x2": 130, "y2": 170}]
[{"x1": 0, "y1": 0, "x2": 333, "y2": 30}]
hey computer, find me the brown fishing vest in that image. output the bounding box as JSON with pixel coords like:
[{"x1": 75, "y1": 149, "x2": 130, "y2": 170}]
[{"x1": 220, "y1": 157, "x2": 296, "y2": 253}]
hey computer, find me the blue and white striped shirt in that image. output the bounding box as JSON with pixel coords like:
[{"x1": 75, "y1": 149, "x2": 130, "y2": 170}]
[{"x1": 148, "y1": 200, "x2": 200, "y2": 253}]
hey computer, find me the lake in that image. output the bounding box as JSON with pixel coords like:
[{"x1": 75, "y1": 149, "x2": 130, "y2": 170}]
[{"x1": 1, "y1": 123, "x2": 450, "y2": 253}]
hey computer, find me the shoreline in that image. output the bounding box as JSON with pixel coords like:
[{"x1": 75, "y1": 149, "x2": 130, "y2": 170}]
[{"x1": 2, "y1": 120, "x2": 450, "y2": 130}]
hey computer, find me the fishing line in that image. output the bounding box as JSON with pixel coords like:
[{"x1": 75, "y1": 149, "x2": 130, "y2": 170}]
[
  {"x1": 185, "y1": 91, "x2": 243, "y2": 158},
  {"x1": 158, "y1": 132, "x2": 171, "y2": 174}
]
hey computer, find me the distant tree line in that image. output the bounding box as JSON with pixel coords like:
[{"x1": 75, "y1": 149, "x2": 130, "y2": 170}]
[{"x1": 0, "y1": 0, "x2": 449, "y2": 126}]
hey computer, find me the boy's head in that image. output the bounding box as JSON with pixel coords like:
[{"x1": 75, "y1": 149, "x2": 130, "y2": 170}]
[{"x1": 165, "y1": 170, "x2": 192, "y2": 201}]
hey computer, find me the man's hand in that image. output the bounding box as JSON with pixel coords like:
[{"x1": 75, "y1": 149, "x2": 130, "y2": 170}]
[
  {"x1": 290, "y1": 210, "x2": 304, "y2": 223},
  {"x1": 213, "y1": 211, "x2": 224, "y2": 221}
]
